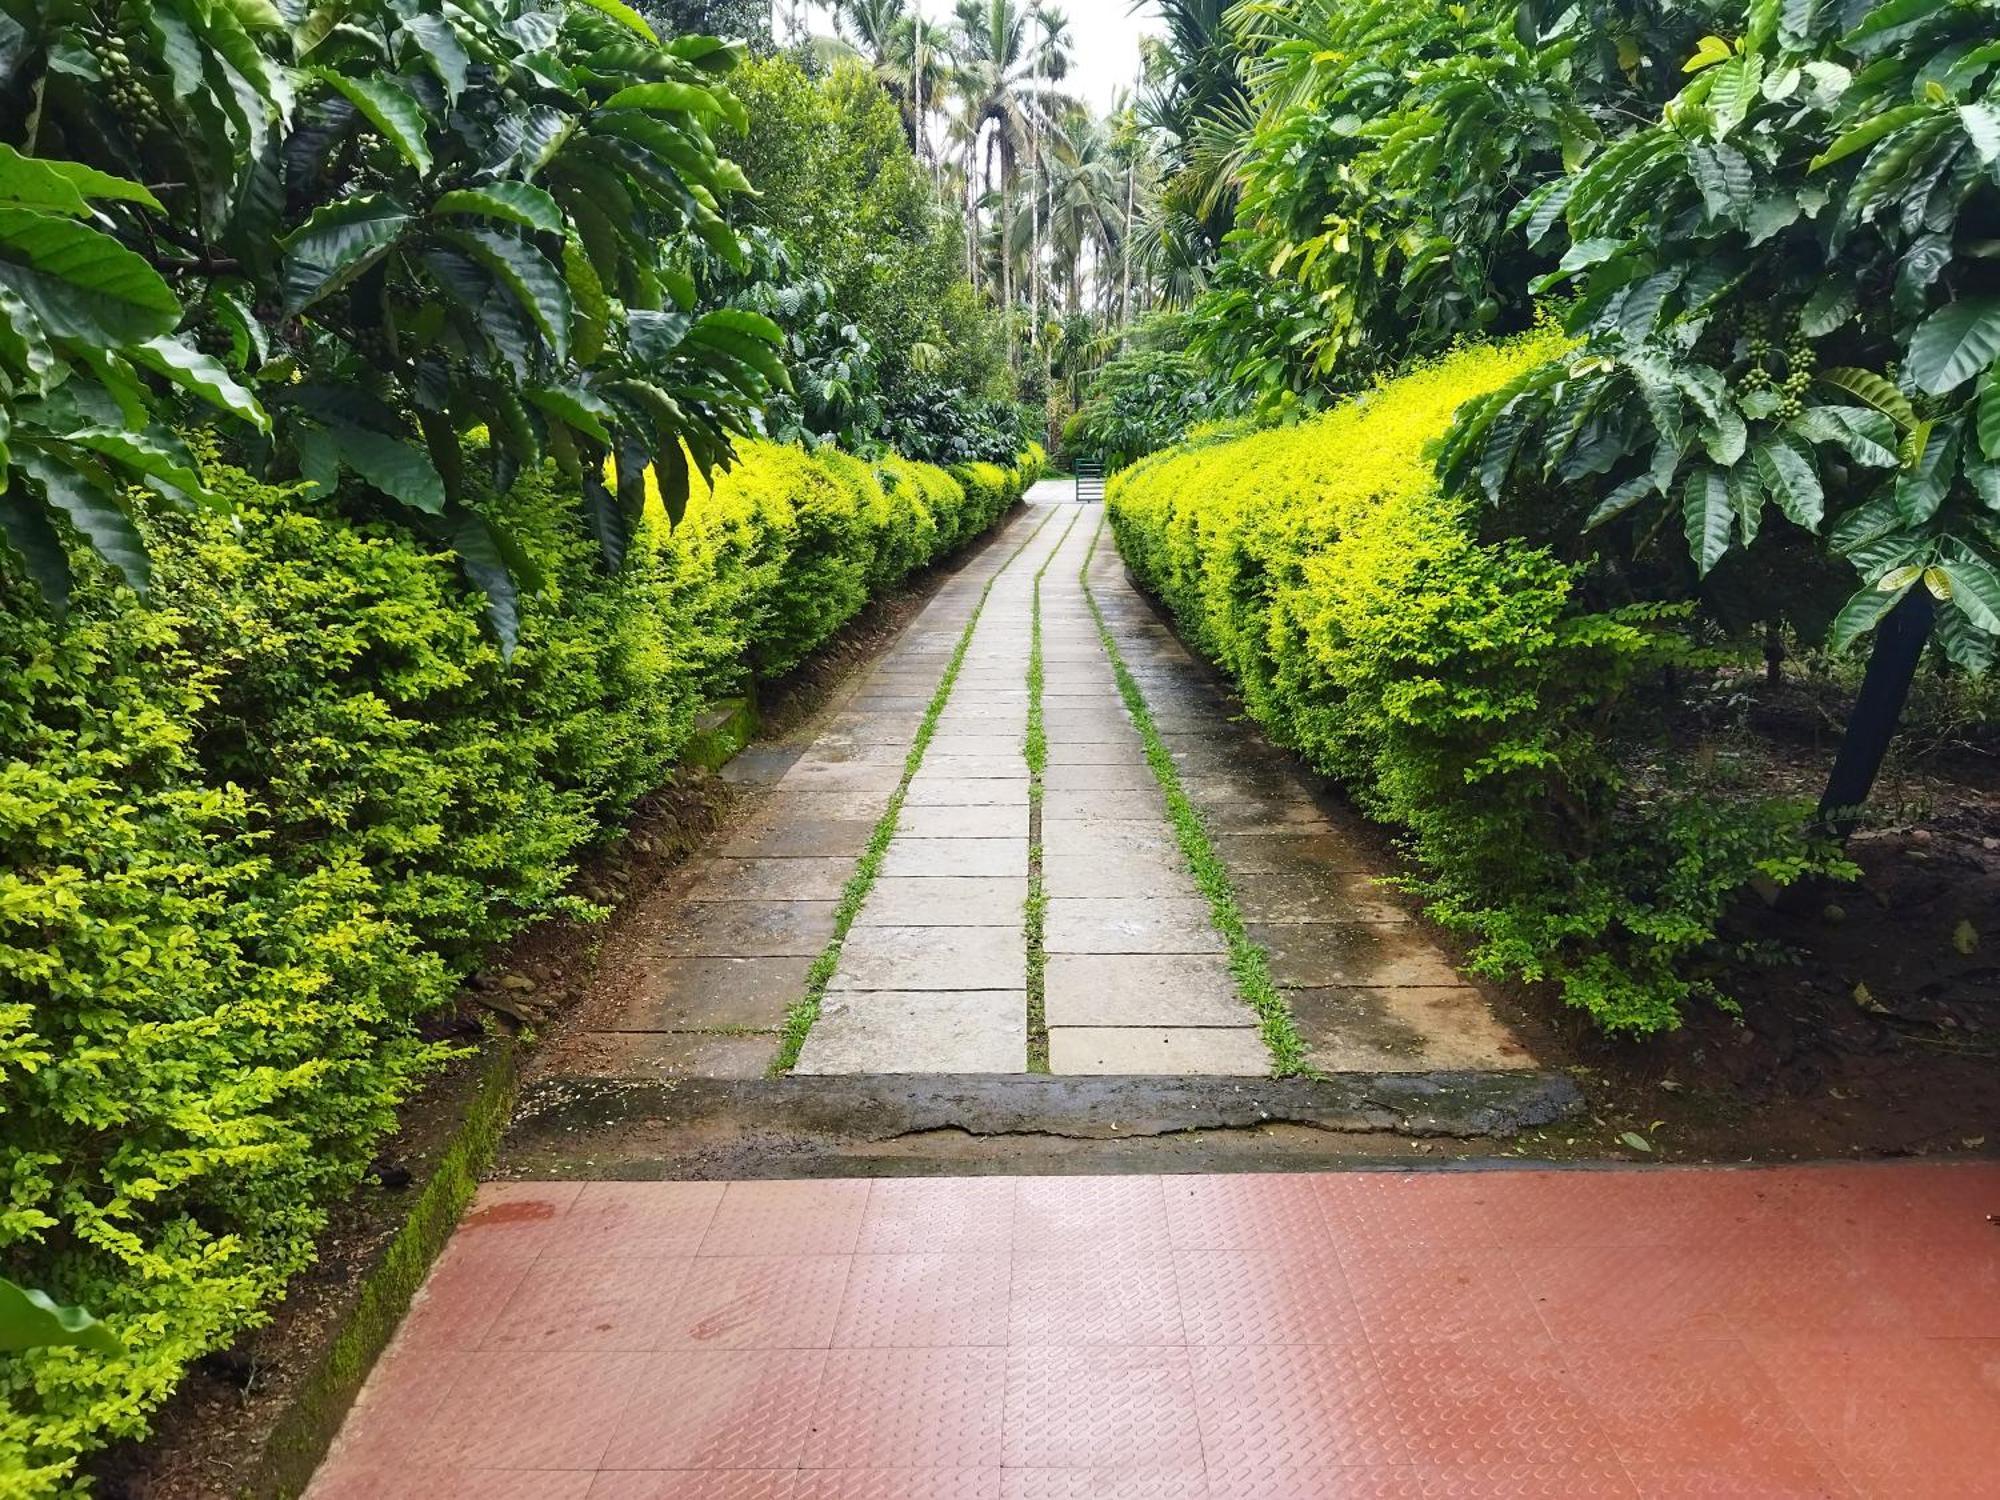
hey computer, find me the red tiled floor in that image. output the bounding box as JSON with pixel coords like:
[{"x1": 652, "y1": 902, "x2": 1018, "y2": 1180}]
[
  {"x1": 309, "y1": 1163, "x2": 2000, "y2": 1498},
  {"x1": 590, "y1": 1472, "x2": 798, "y2": 1499},
  {"x1": 1369, "y1": 1337, "x2": 1610, "y2": 1468},
  {"x1": 1162, "y1": 1171, "x2": 1327, "y2": 1250},
  {"x1": 1003, "y1": 1345, "x2": 1205, "y2": 1471},
  {"x1": 1173, "y1": 1246, "x2": 1364, "y2": 1345},
  {"x1": 860, "y1": 1176, "x2": 1016, "y2": 1252},
  {"x1": 660, "y1": 1254, "x2": 851, "y2": 1349},
  {"x1": 1008, "y1": 1253, "x2": 1184, "y2": 1345},
  {"x1": 834, "y1": 1252, "x2": 1012, "y2": 1346},
  {"x1": 804, "y1": 1347, "x2": 1008, "y2": 1467},
  {"x1": 488, "y1": 1252, "x2": 691, "y2": 1352}
]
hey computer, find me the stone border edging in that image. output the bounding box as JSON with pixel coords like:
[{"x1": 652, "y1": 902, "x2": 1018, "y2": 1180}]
[{"x1": 1076, "y1": 511, "x2": 1313, "y2": 1077}]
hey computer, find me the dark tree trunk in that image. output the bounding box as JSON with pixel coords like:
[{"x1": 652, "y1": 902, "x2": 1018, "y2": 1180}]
[{"x1": 1815, "y1": 588, "x2": 1935, "y2": 840}]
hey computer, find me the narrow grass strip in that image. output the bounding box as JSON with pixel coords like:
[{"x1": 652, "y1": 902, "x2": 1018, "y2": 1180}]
[
  {"x1": 772, "y1": 505, "x2": 1060, "y2": 1075},
  {"x1": 1076, "y1": 511, "x2": 1313, "y2": 1078},
  {"x1": 1023, "y1": 506, "x2": 1084, "y2": 1074}
]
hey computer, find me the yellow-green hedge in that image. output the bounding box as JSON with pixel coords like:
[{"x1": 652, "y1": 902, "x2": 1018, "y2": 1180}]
[
  {"x1": 0, "y1": 438, "x2": 1033, "y2": 1492},
  {"x1": 1110, "y1": 336, "x2": 1845, "y2": 1034}
]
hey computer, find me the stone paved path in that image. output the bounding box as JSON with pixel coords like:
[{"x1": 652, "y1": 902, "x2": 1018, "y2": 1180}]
[
  {"x1": 571, "y1": 482, "x2": 1531, "y2": 1081},
  {"x1": 308, "y1": 1160, "x2": 2000, "y2": 1498}
]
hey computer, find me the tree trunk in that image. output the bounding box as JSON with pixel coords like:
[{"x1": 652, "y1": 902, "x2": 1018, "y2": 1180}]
[
  {"x1": 1121, "y1": 164, "x2": 1134, "y2": 326},
  {"x1": 1815, "y1": 589, "x2": 1934, "y2": 840}
]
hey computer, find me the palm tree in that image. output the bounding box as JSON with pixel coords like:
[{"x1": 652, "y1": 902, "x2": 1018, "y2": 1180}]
[
  {"x1": 1043, "y1": 110, "x2": 1125, "y2": 321},
  {"x1": 830, "y1": 0, "x2": 952, "y2": 169},
  {"x1": 1131, "y1": 0, "x2": 1254, "y2": 296},
  {"x1": 945, "y1": 0, "x2": 1076, "y2": 368}
]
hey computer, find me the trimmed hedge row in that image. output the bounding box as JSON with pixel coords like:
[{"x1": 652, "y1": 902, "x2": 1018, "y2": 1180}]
[
  {"x1": 0, "y1": 440, "x2": 1036, "y2": 1491},
  {"x1": 1108, "y1": 337, "x2": 1846, "y2": 1036}
]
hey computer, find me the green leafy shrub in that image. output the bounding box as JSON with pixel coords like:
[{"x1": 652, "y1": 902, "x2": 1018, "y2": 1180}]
[
  {"x1": 1110, "y1": 334, "x2": 1851, "y2": 1034},
  {"x1": 0, "y1": 439, "x2": 1034, "y2": 1491},
  {"x1": 1440, "y1": 0, "x2": 2000, "y2": 667}
]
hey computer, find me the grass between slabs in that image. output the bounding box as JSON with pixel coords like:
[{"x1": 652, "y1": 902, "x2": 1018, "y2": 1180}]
[
  {"x1": 772, "y1": 504, "x2": 1061, "y2": 1074},
  {"x1": 1077, "y1": 511, "x2": 1312, "y2": 1078},
  {"x1": 1023, "y1": 505, "x2": 1083, "y2": 1073}
]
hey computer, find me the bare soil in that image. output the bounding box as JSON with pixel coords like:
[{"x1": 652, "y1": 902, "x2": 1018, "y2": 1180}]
[{"x1": 1505, "y1": 668, "x2": 2000, "y2": 1166}]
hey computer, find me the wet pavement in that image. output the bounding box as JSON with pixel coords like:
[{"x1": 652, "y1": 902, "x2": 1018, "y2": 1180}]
[
  {"x1": 553, "y1": 484, "x2": 1534, "y2": 1082},
  {"x1": 307, "y1": 1160, "x2": 2000, "y2": 1498}
]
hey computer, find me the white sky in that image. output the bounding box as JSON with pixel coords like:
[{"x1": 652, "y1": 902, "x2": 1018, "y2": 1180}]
[{"x1": 788, "y1": 1, "x2": 1162, "y2": 114}]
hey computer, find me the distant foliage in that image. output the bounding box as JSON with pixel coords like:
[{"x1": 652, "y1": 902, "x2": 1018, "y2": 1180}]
[
  {"x1": 1110, "y1": 336, "x2": 1853, "y2": 1034},
  {"x1": 722, "y1": 54, "x2": 1026, "y2": 461},
  {"x1": 1065, "y1": 318, "x2": 1220, "y2": 468}
]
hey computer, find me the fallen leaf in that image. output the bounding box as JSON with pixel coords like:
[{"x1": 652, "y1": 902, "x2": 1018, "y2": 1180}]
[
  {"x1": 1619, "y1": 1131, "x2": 1654, "y2": 1153},
  {"x1": 1953, "y1": 920, "x2": 1979, "y2": 956}
]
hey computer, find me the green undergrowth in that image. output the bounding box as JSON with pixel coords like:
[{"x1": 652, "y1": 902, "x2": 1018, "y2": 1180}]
[
  {"x1": 1076, "y1": 514, "x2": 1311, "y2": 1078},
  {"x1": 0, "y1": 437, "x2": 1040, "y2": 1492},
  {"x1": 1108, "y1": 336, "x2": 1854, "y2": 1034},
  {"x1": 773, "y1": 505, "x2": 1061, "y2": 1073},
  {"x1": 1023, "y1": 507, "x2": 1083, "y2": 1074}
]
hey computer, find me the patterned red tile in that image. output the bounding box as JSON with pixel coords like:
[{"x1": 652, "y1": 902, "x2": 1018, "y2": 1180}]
[
  {"x1": 451, "y1": 1181, "x2": 579, "y2": 1263},
  {"x1": 1698, "y1": 1242, "x2": 1912, "y2": 1341},
  {"x1": 1748, "y1": 1338, "x2": 2000, "y2": 1497},
  {"x1": 486, "y1": 1253, "x2": 691, "y2": 1352},
  {"x1": 1561, "y1": 1339, "x2": 1841, "y2": 1481},
  {"x1": 1337, "y1": 1244, "x2": 1543, "y2": 1345},
  {"x1": 660, "y1": 1254, "x2": 851, "y2": 1349},
  {"x1": 1315, "y1": 1174, "x2": 1507, "y2": 1247},
  {"x1": 1163, "y1": 1173, "x2": 1331, "y2": 1251},
  {"x1": 1205, "y1": 1468, "x2": 1429, "y2": 1499},
  {"x1": 550, "y1": 1181, "x2": 726, "y2": 1262},
  {"x1": 320, "y1": 1350, "x2": 472, "y2": 1467},
  {"x1": 1190, "y1": 1342, "x2": 1407, "y2": 1473},
  {"x1": 701, "y1": 1180, "x2": 870, "y2": 1256},
  {"x1": 1415, "y1": 1463, "x2": 1637, "y2": 1497},
  {"x1": 834, "y1": 1253, "x2": 1011, "y2": 1346},
  {"x1": 1009, "y1": 1253, "x2": 1185, "y2": 1345},
  {"x1": 1004, "y1": 1346, "x2": 1205, "y2": 1472},
  {"x1": 602, "y1": 1348, "x2": 828, "y2": 1469},
  {"x1": 860, "y1": 1177, "x2": 1016, "y2": 1252},
  {"x1": 1480, "y1": 1170, "x2": 1805, "y2": 1250},
  {"x1": 310, "y1": 1167, "x2": 2000, "y2": 1498},
  {"x1": 587, "y1": 1472, "x2": 797, "y2": 1499},
  {"x1": 1767, "y1": 1162, "x2": 2000, "y2": 1248},
  {"x1": 308, "y1": 1465, "x2": 596, "y2": 1499},
  {"x1": 1173, "y1": 1249, "x2": 1364, "y2": 1346},
  {"x1": 1014, "y1": 1176, "x2": 1168, "y2": 1253},
  {"x1": 794, "y1": 1470, "x2": 1000, "y2": 1500},
  {"x1": 1617, "y1": 1462, "x2": 1847, "y2": 1497},
  {"x1": 419, "y1": 1351, "x2": 647, "y2": 1469},
  {"x1": 1510, "y1": 1245, "x2": 1735, "y2": 1343},
  {"x1": 1842, "y1": 1233, "x2": 2000, "y2": 1337},
  {"x1": 391, "y1": 1240, "x2": 534, "y2": 1352},
  {"x1": 1369, "y1": 1337, "x2": 1613, "y2": 1467},
  {"x1": 1002, "y1": 1470, "x2": 1214, "y2": 1498},
  {"x1": 802, "y1": 1347, "x2": 1006, "y2": 1468}
]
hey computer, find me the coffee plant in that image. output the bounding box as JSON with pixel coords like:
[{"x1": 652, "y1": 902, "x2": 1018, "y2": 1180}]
[{"x1": 0, "y1": 0, "x2": 784, "y2": 645}]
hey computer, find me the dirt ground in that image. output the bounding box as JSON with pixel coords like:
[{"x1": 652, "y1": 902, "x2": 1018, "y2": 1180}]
[{"x1": 1508, "y1": 674, "x2": 2000, "y2": 1167}]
